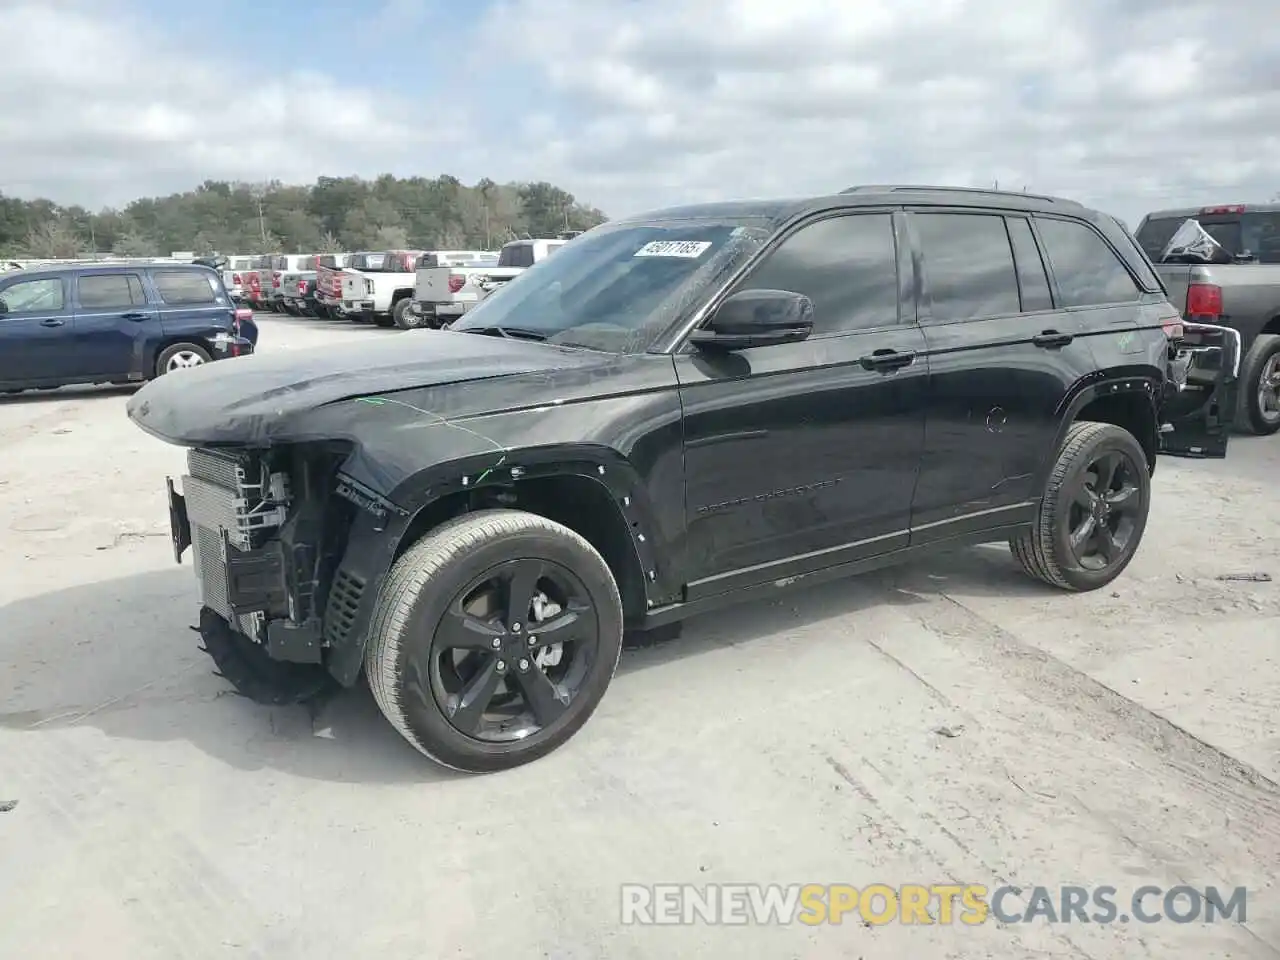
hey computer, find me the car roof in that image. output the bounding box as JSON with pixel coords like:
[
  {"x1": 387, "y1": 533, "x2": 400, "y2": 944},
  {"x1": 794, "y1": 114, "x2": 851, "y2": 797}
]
[
  {"x1": 1140, "y1": 202, "x2": 1280, "y2": 220},
  {"x1": 1, "y1": 261, "x2": 218, "y2": 282},
  {"x1": 620, "y1": 185, "x2": 1094, "y2": 229}
]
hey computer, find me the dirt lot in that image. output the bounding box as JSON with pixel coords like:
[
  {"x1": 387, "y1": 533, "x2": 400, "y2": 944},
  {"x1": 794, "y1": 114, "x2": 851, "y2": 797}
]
[{"x1": 2, "y1": 315, "x2": 1278, "y2": 959}]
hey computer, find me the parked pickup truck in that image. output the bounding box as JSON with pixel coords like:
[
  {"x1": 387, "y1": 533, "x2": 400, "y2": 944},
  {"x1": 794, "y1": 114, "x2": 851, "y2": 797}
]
[
  {"x1": 1135, "y1": 203, "x2": 1280, "y2": 435},
  {"x1": 220, "y1": 256, "x2": 256, "y2": 302},
  {"x1": 406, "y1": 238, "x2": 567, "y2": 329},
  {"x1": 398, "y1": 250, "x2": 497, "y2": 329},
  {"x1": 280, "y1": 271, "x2": 318, "y2": 316},
  {"x1": 340, "y1": 250, "x2": 421, "y2": 327},
  {"x1": 242, "y1": 255, "x2": 274, "y2": 311},
  {"x1": 314, "y1": 253, "x2": 354, "y2": 318},
  {"x1": 262, "y1": 255, "x2": 317, "y2": 312}
]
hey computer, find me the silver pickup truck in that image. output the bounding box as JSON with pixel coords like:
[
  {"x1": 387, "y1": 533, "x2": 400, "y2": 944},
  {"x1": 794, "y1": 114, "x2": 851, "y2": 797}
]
[{"x1": 1135, "y1": 203, "x2": 1280, "y2": 435}]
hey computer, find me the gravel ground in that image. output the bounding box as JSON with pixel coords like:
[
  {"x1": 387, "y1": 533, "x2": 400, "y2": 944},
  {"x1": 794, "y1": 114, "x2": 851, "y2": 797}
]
[{"x1": 1, "y1": 314, "x2": 1278, "y2": 959}]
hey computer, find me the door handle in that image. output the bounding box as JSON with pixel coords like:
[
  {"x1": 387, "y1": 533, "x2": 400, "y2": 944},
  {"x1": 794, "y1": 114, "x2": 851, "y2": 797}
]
[
  {"x1": 40, "y1": 317, "x2": 65, "y2": 327},
  {"x1": 859, "y1": 348, "x2": 916, "y2": 371},
  {"x1": 1032, "y1": 330, "x2": 1074, "y2": 348},
  {"x1": 120, "y1": 312, "x2": 148, "y2": 321}
]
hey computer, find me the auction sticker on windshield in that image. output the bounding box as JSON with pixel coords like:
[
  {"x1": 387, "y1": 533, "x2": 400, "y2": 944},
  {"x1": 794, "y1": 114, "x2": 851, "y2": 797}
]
[{"x1": 634, "y1": 240, "x2": 713, "y2": 258}]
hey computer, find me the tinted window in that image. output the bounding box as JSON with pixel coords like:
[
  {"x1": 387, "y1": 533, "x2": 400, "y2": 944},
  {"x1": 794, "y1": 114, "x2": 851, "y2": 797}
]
[
  {"x1": 1005, "y1": 218, "x2": 1054, "y2": 312},
  {"x1": 1134, "y1": 217, "x2": 1183, "y2": 261},
  {"x1": 153, "y1": 270, "x2": 217, "y2": 305},
  {"x1": 499, "y1": 244, "x2": 535, "y2": 268},
  {"x1": 0, "y1": 278, "x2": 64, "y2": 313},
  {"x1": 738, "y1": 213, "x2": 899, "y2": 334},
  {"x1": 78, "y1": 273, "x2": 145, "y2": 309},
  {"x1": 914, "y1": 213, "x2": 1020, "y2": 321},
  {"x1": 1251, "y1": 213, "x2": 1280, "y2": 264},
  {"x1": 1035, "y1": 218, "x2": 1141, "y2": 307}
]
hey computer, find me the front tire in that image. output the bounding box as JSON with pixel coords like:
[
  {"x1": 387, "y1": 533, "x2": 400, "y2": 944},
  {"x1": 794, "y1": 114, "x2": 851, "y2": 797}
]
[
  {"x1": 1010, "y1": 421, "x2": 1150, "y2": 592},
  {"x1": 363, "y1": 509, "x2": 624, "y2": 773},
  {"x1": 1236, "y1": 333, "x2": 1280, "y2": 436}
]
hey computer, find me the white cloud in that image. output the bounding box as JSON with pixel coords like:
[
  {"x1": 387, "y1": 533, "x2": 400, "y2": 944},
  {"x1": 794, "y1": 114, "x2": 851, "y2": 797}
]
[
  {"x1": 0, "y1": 0, "x2": 472, "y2": 208},
  {"x1": 2, "y1": 0, "x2": 1278, "y2": 226},
  {"x1": 476, "y1": 0, "x2": 1280, "y2": 223}
]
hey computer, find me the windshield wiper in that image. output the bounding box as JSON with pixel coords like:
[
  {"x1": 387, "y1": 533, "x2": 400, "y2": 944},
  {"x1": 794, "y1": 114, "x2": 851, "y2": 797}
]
[{"x1": 457, "y1": 325, "x2": 549, "y2": 342}]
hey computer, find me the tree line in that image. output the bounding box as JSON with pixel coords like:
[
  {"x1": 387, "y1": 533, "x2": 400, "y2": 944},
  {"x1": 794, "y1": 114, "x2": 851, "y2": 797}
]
[{"x1": 0, "y1": 176, "x2": 609, "y2": 259}]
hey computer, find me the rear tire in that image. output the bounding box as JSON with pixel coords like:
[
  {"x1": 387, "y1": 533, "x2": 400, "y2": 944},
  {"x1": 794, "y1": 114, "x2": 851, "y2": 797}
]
[
  {"x1": 155, "y1": 342, "x2": 212, "y2": 378},
  {"x1": 1236, "y1": 333, "x2": 1280, "y2": 436},
  {"x1": 1010, "y1": 421, "x2": 1150, "y2": 592},
  {"x1": 393, "y1": 297, "x2": 423, "y2": 330},
  {"x1": 363, "y1": 509, "x2": 624, "y2": 773}
]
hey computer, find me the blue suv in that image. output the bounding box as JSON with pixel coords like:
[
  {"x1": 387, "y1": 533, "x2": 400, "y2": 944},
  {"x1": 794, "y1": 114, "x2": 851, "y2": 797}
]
[{"x1": 0, "y1": 262, "x2": 258, "y2": 393}]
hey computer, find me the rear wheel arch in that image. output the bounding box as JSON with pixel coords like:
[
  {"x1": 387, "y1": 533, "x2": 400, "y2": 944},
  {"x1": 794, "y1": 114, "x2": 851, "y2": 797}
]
[{"x1": 1038, "y1": 377, "x2": 1161, "y2": 488}]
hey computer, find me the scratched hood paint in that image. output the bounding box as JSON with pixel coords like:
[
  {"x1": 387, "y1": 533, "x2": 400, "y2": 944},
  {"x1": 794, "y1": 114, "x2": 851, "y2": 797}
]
[{"x1": 125, "y1": 329, "x2": 604, "y2": 446}]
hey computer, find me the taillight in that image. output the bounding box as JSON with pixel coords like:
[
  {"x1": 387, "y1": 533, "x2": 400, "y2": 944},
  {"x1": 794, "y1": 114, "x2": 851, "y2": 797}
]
[
  {"x1": 232, "y1": 272, "x2": 242, "y2": 284},
  {"x1": 298, "y1": 280, "x2": 308, "y2": 295},
  {"x1": 1200, "y1": 205, "x2": 1245, "y2": 215},
  {"x1": 447, "y1": 274, "x2": 465, "y2": 293},
  {"x1": 1186, "y1": 282, "x2": 1222, "y2": 319},
  {"x1": 272, "y1": 272, "x2": 281, "y2": 288}
]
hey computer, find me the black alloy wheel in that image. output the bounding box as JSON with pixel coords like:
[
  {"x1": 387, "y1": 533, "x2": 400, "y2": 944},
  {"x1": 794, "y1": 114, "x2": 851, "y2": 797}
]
[
  {"x1": 1063, "y1": 448, "x2": 1143, "y2": 572},
  {"x1": 428, "y1": 557, "x2": 599, "y2": 743},
  {"x1": 363, "y1": 509, "x2": 624, "y2": 772},
  {"x1": 1010, "y1": 420, "x2": 1151, "y2": 591}
]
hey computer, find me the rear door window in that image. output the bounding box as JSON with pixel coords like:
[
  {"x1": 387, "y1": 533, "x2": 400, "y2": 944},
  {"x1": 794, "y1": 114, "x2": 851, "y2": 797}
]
[
  {"x1": 1035, "y1": 217, "x2": 1142, "y2": 308},
  {"x1": 152, "y1": 270, "x2": 218, "y2": 305},
  {"x1": 77, "y1": 273, "x2": 146, "y2": 309},
  {"x1": 912, "y1": 212, "x2": 1021, "y2": 321}
]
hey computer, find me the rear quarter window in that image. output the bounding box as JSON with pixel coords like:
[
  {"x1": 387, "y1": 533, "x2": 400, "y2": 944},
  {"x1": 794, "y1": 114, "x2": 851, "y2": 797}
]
[
  {"x1": 1034, "y1": 217, "x2": 1143, "y2": 308},
  {"x1": 152, "y1": 270, "x2": 219, "y2": 305}
]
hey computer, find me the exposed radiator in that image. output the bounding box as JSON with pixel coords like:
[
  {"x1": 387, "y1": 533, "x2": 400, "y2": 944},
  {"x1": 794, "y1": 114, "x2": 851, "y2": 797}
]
[{"x1": 184, "y1": 448, "x2": 289, "y2": 641}]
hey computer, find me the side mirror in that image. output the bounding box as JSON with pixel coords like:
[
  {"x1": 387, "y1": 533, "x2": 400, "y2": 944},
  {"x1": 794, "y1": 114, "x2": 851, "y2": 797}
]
[{"x1": 690, "y1": 289, "x2": 814, "y2": 351}]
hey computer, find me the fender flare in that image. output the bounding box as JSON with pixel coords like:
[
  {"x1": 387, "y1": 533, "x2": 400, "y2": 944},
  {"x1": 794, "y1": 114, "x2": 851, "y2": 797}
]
[
  {"x1": 324, "y1": 445, "x2": 667, "y2": 687},
  {"x1": 1034, "y1": 372, "x2": 1162, "y2": 489}
]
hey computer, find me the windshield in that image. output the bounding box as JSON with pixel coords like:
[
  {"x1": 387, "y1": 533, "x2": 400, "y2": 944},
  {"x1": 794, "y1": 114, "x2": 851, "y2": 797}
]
[{"x1": 450, "y1": 220, "x2": 772, "y2": 352}]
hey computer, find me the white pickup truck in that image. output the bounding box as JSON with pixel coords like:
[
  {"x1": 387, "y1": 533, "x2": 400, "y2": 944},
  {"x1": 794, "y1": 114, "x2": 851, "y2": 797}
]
[
  {"x1": 404, "y1": 238, "x2": 567, "y2": 329},
  {"x1": 339, "y1": 250, "x2": 421, "y2": 326}
]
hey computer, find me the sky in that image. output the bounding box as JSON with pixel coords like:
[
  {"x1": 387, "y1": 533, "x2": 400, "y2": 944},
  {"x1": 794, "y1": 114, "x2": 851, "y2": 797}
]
[{"x1": 1, "y1": 0, "x2": 1277, "y2": 225}]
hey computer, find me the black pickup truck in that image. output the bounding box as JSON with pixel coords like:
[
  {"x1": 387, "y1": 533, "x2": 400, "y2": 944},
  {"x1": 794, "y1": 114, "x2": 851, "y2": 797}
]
[
  {"x1": 127, "y1": 185, "x2": 1236, "y2": 773},
  {"x1": 1135, "y1": 203, "x2": 1280, "y2": 434}
]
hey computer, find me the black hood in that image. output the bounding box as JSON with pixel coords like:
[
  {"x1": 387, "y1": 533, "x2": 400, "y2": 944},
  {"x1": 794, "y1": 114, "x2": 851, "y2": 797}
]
[{"x1": 126, "y1": 329, "x2": 603, "y2": 446}]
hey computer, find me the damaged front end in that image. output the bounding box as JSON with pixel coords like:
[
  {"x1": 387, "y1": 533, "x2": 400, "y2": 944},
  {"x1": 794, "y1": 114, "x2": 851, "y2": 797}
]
[{"x1": 167, "y1": 442, "x2": 371, "y2": 703}]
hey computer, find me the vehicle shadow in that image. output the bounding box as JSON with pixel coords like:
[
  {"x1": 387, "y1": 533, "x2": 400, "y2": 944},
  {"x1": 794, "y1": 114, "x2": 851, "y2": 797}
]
[
  {"x1": 0, "y1": 383, "x2": 139, "y2": 405},
  {"x1": 0, "y1": 543, "x2": 1049, "y2": 785}
]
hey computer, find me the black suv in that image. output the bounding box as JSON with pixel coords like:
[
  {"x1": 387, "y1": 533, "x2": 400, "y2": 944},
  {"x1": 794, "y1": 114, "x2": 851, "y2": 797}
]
[{"x1": 127, "y1": 186, "x2": 1237, "y2": 773}]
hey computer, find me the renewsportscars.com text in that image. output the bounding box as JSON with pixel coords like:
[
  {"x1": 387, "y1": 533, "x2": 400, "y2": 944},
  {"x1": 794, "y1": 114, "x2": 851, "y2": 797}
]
[{"x1": 620, "y1": 883, "x2": 1248, "y2": 926}]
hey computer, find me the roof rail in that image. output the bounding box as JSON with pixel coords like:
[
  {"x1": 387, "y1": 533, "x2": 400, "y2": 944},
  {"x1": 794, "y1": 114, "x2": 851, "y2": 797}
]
[{"x1": 839, "y1": 184, "x2": 1079, "y2": 205}]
